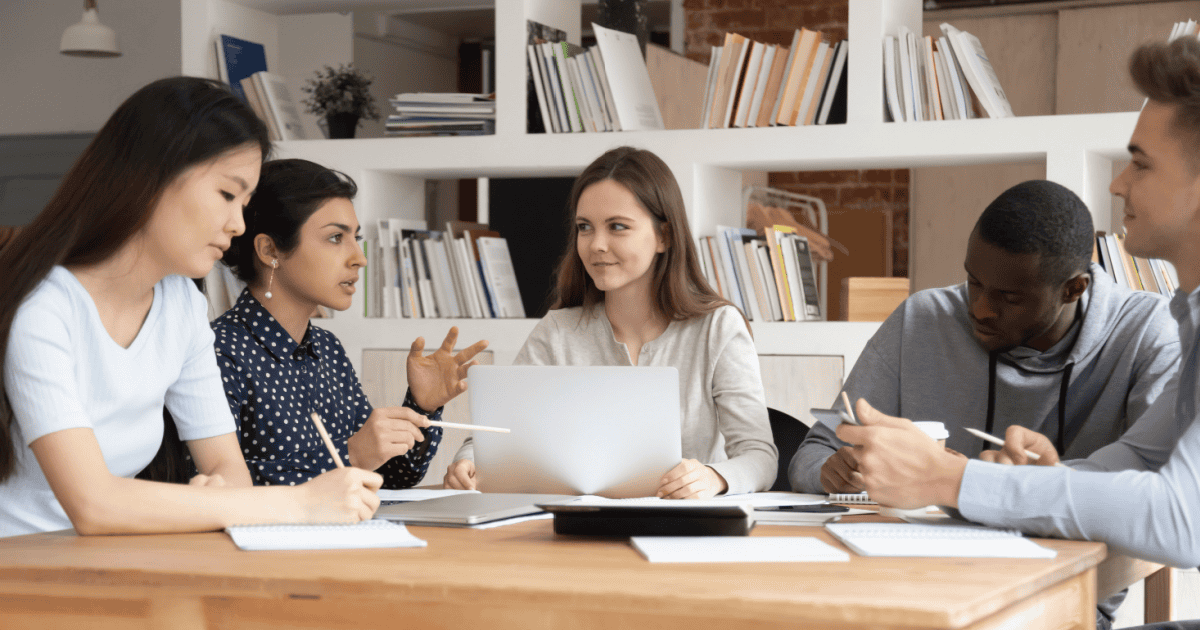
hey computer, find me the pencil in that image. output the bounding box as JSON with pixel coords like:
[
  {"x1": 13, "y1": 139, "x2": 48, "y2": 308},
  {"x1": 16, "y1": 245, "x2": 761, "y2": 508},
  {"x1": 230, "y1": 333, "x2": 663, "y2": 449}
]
[
  {"x1": 428, "y1": 420, "x2": 510, "y2": 434},
  {"x1": 965, "y1": 427, "x2": 1068, "y2": 468},
  {"x1": 310, "y1": 412, "x2": 345, "y2": 468}
]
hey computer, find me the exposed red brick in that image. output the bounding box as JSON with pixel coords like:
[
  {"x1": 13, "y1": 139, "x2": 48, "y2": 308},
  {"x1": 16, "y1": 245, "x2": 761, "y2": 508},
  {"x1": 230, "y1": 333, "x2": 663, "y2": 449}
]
[
  {"x1": 791, "y1": 170, "x2": 857, "y2": 185},
  {"x1": 710, "y1": 10, "x2": 766, "y2": 30},
  {"x1": 862, "y1": 169, "x2": 894, "y2": 184},
  {"x1": 896, "y1": 169, "x2": 910, "y2": 184}
]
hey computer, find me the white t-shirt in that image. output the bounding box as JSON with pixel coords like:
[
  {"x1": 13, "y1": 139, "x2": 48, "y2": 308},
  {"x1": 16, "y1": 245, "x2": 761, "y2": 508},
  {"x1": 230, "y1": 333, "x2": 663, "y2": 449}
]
[{"x1": 0, "y1": 267, "x2": 235, "y2": 536}]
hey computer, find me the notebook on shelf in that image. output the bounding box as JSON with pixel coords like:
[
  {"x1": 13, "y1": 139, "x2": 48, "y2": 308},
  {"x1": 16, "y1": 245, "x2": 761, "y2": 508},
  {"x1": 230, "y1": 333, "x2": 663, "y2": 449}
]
[
  {"x1": 225, "y1": 519, "x2": 426, "y2": 551},
  {"x1": 825, "y1": 522, "x2": 1057, "y2": 558}
]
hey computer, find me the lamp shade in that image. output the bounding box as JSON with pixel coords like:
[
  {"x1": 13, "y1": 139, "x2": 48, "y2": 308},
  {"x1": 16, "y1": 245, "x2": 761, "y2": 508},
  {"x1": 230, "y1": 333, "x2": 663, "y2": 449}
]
[{"x1": 60, "y1": 4, "x2": 120, "y2": 58}]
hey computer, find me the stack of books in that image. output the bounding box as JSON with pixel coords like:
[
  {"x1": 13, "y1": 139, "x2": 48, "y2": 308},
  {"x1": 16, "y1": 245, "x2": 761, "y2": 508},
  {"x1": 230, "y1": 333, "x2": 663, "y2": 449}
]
[
  {"x1": 699, "y1": 28, "x2": 848, "y2": 129},
  {"x1": 1095, "y1": 232, "x2": 1179, "y2": 297},
  {"x1": 883, "y1": 23, "x2": 1012, "y2": 122},
  {"x1": 363, "y1": 220, "x2": 525, "y2": 319},
  {"x1": 526, "y1": 22, "x2": 665, "y2": 133},
  {"x1": 385, "y1": 93, "x2": 495, "y2": 137},
  {"x1": 1169, "y1": 19, "x2": 1200, "y2": 40},
  {"x1": 698, "y1": 225, "x2": 823, "y2": 322}
]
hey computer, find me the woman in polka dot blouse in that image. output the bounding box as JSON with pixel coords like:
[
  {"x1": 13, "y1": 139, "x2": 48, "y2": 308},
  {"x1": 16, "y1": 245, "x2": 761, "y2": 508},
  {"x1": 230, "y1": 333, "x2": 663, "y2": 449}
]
[{"x1": 213, "y1": 159, "x2": 487, "y2": 487}]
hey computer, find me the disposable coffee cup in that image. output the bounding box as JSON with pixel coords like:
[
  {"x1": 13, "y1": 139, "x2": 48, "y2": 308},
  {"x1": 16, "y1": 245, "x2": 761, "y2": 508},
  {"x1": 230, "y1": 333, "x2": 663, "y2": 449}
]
[{"x1": 913, "y1": 421, "x2": 948, "y2": 447}]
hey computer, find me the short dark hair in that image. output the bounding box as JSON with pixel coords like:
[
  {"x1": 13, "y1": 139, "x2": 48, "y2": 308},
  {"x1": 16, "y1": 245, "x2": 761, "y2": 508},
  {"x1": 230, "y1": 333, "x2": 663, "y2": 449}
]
[
  {"x1": 223, "y1": 158, "x2": 357, "y2": 284},
  {"x1": 1130, "y1": 37, "x2": 1200, "y2": 169},
  {"x1": 974, "y1": 180, "x2": 1094, "y2": 286}
]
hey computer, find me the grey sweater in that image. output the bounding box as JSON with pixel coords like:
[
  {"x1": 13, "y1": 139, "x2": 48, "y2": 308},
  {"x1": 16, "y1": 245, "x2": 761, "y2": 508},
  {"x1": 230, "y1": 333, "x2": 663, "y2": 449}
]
[
  {"x1": 791, "y1": 263, "x2": 1180, "y2": 493},
  {"x1": 960, "y1": 286, "x2": 1200, "y2": 567},
  {"x1": 455, "y1": 304, "x2": 778, "y2": 494}
]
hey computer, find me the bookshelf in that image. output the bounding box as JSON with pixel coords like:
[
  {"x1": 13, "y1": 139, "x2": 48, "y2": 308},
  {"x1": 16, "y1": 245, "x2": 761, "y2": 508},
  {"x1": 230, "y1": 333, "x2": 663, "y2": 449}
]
[{"x1": 182, "y1": 0, "x2": 1135, "y2": 375}]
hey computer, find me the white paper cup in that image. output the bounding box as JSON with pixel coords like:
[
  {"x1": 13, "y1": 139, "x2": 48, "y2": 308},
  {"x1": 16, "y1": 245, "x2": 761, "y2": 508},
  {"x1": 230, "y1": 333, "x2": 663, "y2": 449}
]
[{"x1": 914, "y1": 421, "x2": 948, "y2": 446}]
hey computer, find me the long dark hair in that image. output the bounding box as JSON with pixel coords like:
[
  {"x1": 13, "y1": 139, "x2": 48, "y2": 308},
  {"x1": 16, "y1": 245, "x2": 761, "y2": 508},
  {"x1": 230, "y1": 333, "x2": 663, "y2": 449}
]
[
  {"x1": 0, "y1": 77, "x2": 270, "y2": 483},
  {"x1": 551, "y1": 146, "x2": 736, "y2": 324},
  {"x1": 223, "y1": 158, "x2": 357, "y2": 285}
]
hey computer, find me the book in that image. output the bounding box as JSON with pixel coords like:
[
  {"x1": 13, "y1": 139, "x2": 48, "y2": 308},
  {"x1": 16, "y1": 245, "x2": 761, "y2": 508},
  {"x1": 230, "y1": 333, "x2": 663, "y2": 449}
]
[
  {"x1": 550, "y1": 43, "x2": 583, "y2": 132},
  {"x1": 897, "y1": 27, "x2": 917, "y2": 122},
  {"x1": 527, "y1": 20, "x2": 566, "y2": 133},
  {"x1": 755, "y1": 44, "x2": 789, "y2": 128},
  {"x1": 922, "y1": 36, "x2": 943, "y2": 121},
  {"x1": 255, "y1": 71, "x2": 306, "y2": 141},
  {"x1": 527, "y1": 43, "x2": 554, "y2": 133},
  {"x1": 768, "y1": 30, "x2": 802, "y2": 126},
  {"x1": 707, "y1": 33, "x2": 744, "y2": 128},
  {"x1": 475, "y1": 236, "x2": 527, "y2": 318},
  {"x1": 883, "y1": 36, "x2": 903, "y2": 122},
  {"x1": 743, "y1": 238, "x2": 775, "y2": 321},
  {"x1": 817, "y1": 41, "x2": 848, "y2": 125},
  {"x1": 226, "y1": 519, "x2": 426, "y2": 551},
  {"x1": 792, "y1": 235, "x2": 822, "y2": 319},
  {"x1": 779, "y1": 234, "x2": 807, "y2": 320},
  {"x1": 216, "y1": 34, "x2": 268, "y2": 105},
  {"x1": 719, "y1": 36, "x2": 752, "y2": 128},
  {"x1": 714, "y1": 225, "x2": 750, "y2": 314},
  {"x1": 764, "y1": 225, "x2": 798, "y2": 320},
  {"x1": 732, "y1": 41, "x2": 765, "y2": 128},
  {"x1": 793, "y1": 41, "x2": 830, "y2": 126},
  {"x1": 241, "y1": 75, "x2": 278, "y2": 141},
  {"x1": 932, "y1": 40, "x2": 956, "y2": 121},
  {"x1": 777, "y1": 28, "x2": 820, "y2": 126},
  {"x1": 825, "y1": 522, "x2": 1057, "y2": 559},
  {"x1": 541, "y1": 42, "x2": 570, "y2": 132},
  {"x1": 941, "y1": 23, "x2": 1014, "y2": 118},
  {"x1": 700, "y1": 45, "x2": 723, "y2": 129},
  {"x1": 593, "y1": 23, "x2": 665, "y2": 131},
  {"x1": 940, "y1": 35, "x2": 971, "y2": 119},
  {"x1": 754, "y1": 243, "x2": 784, "y2": 321}
]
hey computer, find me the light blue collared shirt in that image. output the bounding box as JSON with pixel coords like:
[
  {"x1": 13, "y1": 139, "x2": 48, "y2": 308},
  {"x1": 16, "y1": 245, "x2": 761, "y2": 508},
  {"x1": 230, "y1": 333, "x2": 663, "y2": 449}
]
[{"x1": 958, "y1": 286, "x2": 1200, "y2": 567}]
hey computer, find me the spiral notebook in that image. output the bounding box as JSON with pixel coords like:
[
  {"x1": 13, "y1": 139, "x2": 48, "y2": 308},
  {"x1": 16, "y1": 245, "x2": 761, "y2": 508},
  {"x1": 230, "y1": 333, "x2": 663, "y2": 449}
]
[
  {"x1": 825, "y1": 522, "x2": 1056, "y2": 558},
  {"x1": 828, "y1": 492, "x2": 877, "y2": 505},
  {"x1": 225, "y1": 519, "x2": 426, "y2": 551}
]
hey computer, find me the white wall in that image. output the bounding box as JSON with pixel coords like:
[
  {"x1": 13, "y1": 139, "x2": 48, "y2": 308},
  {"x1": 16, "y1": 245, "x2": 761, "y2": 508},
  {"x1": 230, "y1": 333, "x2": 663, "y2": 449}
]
[
  {"x1": 279, "y1": 13, "x2": 353, "y2": 140},
  {"x1": 0, "y1": 0, "x2": 181, "y2": 134},
  {"x1": 352, "y1": 14, "x2": 457, "y2": 139}
]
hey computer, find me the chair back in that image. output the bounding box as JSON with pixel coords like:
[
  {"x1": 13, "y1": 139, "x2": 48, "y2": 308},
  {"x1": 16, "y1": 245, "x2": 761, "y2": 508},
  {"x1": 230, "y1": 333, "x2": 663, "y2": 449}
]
[{"x1": 767, "y1": 407, "x2": 808, "y2": 492}]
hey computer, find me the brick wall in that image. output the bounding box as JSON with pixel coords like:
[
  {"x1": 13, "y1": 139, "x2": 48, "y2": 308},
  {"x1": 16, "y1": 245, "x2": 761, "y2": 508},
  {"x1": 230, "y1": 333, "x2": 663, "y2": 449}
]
[{"x1": 684, "y1": 0, "x2": 910, "y2": 296}]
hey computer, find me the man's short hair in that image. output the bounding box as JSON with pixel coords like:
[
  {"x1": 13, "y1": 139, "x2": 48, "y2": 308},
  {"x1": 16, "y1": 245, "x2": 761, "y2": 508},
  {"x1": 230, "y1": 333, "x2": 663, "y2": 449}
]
[
  {"x1": 1130, "y1": 37, "x2": 1200, "y2": 169},
  {"x1": 974, "y1": 180, "x2": 1094, "y2": 286}
]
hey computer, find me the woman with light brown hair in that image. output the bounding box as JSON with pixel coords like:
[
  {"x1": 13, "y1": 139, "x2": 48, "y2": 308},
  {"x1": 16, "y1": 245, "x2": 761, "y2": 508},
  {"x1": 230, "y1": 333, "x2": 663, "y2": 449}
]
[{"x1": 445, "y1": 146, "x2": 777, "y2": 498}]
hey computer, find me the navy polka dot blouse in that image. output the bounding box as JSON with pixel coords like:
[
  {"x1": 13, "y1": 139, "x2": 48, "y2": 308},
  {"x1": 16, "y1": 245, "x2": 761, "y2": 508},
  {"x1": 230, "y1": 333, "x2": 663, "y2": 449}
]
[{"x1": 212, "y1": 290, "x2": 443, "y2": 487}]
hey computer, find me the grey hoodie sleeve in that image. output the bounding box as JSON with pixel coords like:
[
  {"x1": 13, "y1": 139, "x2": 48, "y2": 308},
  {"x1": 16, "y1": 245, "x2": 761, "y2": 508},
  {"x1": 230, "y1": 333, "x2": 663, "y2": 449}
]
[{"x1": 789, "y1": 312, "x2": 905, "y2": 493}]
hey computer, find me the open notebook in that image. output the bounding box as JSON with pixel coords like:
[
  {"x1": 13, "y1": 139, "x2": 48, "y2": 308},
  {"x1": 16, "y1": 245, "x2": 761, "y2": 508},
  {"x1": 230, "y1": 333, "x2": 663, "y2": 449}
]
[
  {"x1": 226, "y1": 519, "x2": 426, "y2": 551},
  {"x1": 825, "y1": 522, "x2": 1056, "y2": 558}
]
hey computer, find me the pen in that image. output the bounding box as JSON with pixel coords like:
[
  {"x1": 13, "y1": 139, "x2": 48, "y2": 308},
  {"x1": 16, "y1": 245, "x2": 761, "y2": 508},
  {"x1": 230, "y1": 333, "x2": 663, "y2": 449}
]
[
  {"x1": 427, "y1": 420, "x2": 510, "y2": 434},
  {"x1": 840, "y1": 391, "x2": 859, "y2": 425},
  {"x1": 310, "y1": 412, "x2": 345, "y2": 468},
  {"x1": 965, "y1": 427, "x2": 1068, "y2": 467}
]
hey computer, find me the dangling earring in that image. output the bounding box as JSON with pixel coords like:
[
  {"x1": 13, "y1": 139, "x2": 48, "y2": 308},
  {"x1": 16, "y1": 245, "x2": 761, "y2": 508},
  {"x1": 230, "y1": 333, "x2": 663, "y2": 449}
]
[{"x1": 265, "y1": 259, "x2": 277, "y2": 299}]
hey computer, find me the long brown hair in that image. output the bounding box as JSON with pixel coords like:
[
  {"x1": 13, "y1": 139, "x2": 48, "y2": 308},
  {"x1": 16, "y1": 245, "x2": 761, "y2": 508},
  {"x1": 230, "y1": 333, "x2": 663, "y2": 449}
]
[
  {"x1": 0, "y1": 77, "x2": 270, "y2": 483},
  {"x1": 550, "y1": 146, "x2": 739, "y2": 326}
]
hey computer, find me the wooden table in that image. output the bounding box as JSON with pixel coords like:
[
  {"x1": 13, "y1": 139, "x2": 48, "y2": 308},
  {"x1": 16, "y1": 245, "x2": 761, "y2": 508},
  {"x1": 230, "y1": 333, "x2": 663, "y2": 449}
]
[{"x1": 0, "y1": 517, "x2": 1121, "y2": 630}]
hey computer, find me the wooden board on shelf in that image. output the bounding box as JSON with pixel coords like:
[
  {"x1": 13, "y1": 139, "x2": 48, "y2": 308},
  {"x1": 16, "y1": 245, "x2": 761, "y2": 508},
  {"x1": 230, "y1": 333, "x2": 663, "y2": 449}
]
[{"x1": 841, "y1": 277, "x2": 911, "y2": 322}]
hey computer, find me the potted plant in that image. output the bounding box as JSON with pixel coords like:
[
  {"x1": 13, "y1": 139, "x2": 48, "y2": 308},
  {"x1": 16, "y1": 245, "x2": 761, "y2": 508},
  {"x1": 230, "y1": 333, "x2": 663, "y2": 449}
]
[{"x1": 300, "y1": 64, "x2": 381, "y2": 139}]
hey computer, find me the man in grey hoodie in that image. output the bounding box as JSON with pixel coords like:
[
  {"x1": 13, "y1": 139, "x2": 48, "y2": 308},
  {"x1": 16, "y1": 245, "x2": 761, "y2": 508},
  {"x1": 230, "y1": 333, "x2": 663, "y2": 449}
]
[
  {"x1": 791, "y1": 180, "x2": 1180, "y2": 496},
  {"x1": 838, "y1": 38, "x2": 1200, "y2": 630}
]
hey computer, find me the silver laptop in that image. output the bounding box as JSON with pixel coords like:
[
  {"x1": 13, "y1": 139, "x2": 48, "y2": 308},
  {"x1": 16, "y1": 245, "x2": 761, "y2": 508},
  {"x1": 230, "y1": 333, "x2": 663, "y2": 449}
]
[
  {"x1": 376, "y1": 492, "x2": 575, "y2": 526},
  {"x1": 469, "y1": 365, "x2": 682, "y2": 498}
]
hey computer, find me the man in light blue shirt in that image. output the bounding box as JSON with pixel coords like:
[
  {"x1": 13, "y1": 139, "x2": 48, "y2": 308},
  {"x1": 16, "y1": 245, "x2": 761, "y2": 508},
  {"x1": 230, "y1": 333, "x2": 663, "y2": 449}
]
[{"x1": 839, "y1": 37, "x2": 1200, "y2": 630}]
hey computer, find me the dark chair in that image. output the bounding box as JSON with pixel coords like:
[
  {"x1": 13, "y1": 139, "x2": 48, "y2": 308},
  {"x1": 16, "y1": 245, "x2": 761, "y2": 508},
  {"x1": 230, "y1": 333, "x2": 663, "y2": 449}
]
[{"x1": 767, "y1": 407, "x2": 809, "y2": 492}]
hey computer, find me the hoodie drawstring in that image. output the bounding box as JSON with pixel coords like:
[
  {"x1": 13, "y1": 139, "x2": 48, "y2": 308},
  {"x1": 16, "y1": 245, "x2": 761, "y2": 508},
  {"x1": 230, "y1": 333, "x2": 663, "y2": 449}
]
[
  {"x1": 984, "y1": 352, "x2": 1074, "y2": 455},
  {"x1": 985, "y1": 351, "x2": 999, "y2": 436},
  {"x1": 1057, "y1": 363, "x2": 1074, "y2": 454}
]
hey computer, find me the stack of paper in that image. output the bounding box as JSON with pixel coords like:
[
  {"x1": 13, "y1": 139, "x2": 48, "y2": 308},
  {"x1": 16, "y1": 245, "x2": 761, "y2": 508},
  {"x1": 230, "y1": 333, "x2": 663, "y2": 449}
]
[
  {"x1": 826, "y1": 522, "x2": 1057, "y2": 558},
  {"x1": 632, "y1": 536, "x2": 849, "y2": 563},
  {"x1": 386, "y1": 93, "x2": 495, "y2": 137}
]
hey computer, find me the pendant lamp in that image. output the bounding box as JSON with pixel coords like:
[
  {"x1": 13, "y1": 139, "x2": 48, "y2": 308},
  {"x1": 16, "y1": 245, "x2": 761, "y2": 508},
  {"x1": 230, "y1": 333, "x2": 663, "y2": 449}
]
[{"x1": 60, "y1": 0, "x2": 121, "y2": 58}]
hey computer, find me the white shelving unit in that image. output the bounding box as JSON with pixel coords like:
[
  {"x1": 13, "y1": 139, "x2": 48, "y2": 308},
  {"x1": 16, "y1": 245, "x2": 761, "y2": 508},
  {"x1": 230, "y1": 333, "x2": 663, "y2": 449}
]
[{"x1": 183, "y1": 0, "x2": 1136, "y2": 374}]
